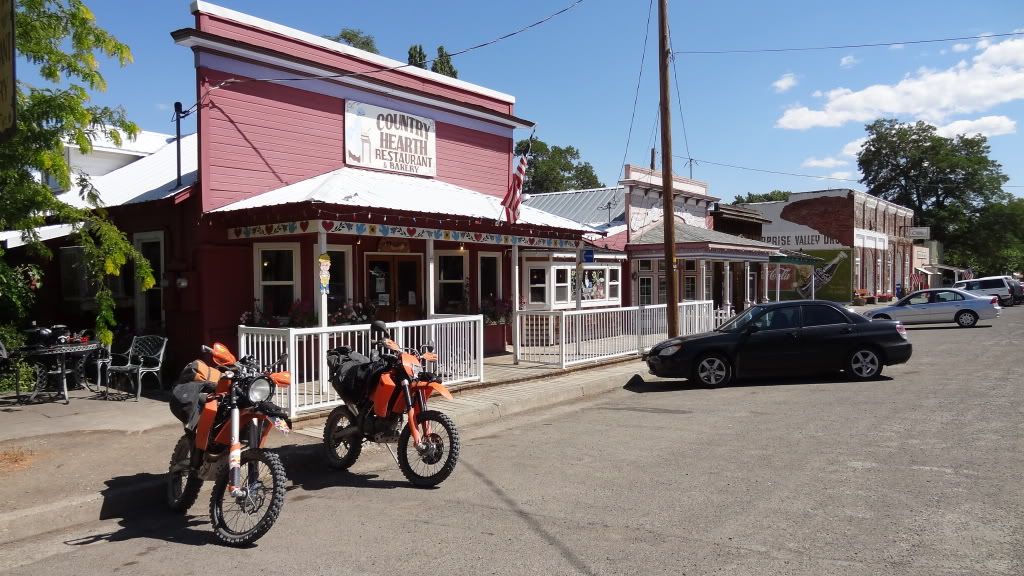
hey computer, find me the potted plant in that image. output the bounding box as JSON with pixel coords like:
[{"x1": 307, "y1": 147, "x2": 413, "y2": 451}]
[
  {"x1": 479, "y1": 295, "x2": 511, "y2": 355},
  {"x1": 851, "y1": 289, "x2": 867, "y2": 306}
]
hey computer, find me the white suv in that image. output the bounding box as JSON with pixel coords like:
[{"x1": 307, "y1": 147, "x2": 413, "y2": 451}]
[{"x1": 953, "y1": 276, "x2": 1017, "y2": 307}]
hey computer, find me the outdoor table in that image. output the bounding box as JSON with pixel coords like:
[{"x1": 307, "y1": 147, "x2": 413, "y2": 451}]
[{"x1": 13, "y1": 342, "x2": 101, "y2": 404}]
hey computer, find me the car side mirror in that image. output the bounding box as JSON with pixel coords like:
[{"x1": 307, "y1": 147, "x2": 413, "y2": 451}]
[{"x1": 745, "y1": 324, "x2": 760, "y2": 334}]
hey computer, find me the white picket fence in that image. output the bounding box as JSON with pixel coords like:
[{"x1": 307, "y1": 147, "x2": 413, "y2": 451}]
[
  {"x1": 239, "y1": 315, "x2": 484, "y2": 419},
  {"x1": 516, "y1": 301, "x2": 718, "y2": 368}
]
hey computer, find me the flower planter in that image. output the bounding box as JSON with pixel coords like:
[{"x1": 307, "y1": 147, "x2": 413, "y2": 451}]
[
  {"x1": 483, "y1": 324, "x2": 508, "y2": 355},
  {"x1": 865, "y1": 296, "x2": 877, "y2": 304}
]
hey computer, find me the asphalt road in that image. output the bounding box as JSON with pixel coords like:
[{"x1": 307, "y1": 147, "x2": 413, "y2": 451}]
[{"x1": 2, "y1": 307, "x2": 1022, "y2": 576}]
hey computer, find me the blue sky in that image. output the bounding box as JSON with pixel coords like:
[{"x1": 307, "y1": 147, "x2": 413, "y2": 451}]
[{"x1": 26, "y1": 0, "x2": 1024, "y2": 200}]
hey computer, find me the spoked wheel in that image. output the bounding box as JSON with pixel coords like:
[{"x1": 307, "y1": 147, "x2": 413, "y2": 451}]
[
  {"x1": 210, "y1": 450, "x2": 286, "y2": 547},
  {"x1": 167, "y1": 434, "x2": 203, "y2": 512},
  {"x1": 847, "y1": 348, "x2": 883, "y2": 380},
  {"x1": 692, "y1": 354, "x2": 733, "y2": 387},
  {"x1": 397, "y1": 410, "x2": 460, "y2": 488},
  {"x1": 323, "y1": 405, "x2": 363, "y2": 470},
  {"x1": 955, "y1": 310, "x2": 978, "y2": 328}
]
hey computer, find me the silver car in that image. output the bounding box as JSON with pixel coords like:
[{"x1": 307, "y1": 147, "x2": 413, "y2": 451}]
[{"x1": 866, "y1": 288, "x2": 1000, "y2": 328}]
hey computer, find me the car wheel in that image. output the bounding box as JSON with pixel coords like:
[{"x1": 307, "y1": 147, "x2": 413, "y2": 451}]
[
  {"x1": 955, "y1": 310, "x2": 978, "y2": 328},
  {"x1": 872, "y1": 314, "x2": 891, "y2": 321},
  {"x1": 692, "y1": 354, "x2": 733, "y2": 387},
  {"x1": 846, "y1": 348, "x2": 883, "y2": 381}
]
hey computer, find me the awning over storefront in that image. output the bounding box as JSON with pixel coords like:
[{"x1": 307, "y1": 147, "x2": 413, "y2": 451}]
[
  {"x1": 769, "y1": 249, "x2": 824, "y2": 265},
  {"x1": 627, "y1": 216, "x2": 779, "y2": 262},
  {"x1": 212, "y1": 166, "x2": 592, "y2": 233}
]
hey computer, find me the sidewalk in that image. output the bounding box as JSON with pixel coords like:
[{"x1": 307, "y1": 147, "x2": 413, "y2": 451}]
[{"x1": 0, "y1": 357, "x2": 644, "y2": 545}]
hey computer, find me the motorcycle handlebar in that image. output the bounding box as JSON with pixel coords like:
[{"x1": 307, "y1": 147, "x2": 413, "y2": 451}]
[{"x1": 201, "y1": 345, "x2": 214, "y2": 354}]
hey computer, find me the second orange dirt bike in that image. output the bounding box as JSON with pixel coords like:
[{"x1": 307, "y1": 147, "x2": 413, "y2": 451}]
[{"x1": 322, "y1": 320, "x2": 460, "y2": 487}]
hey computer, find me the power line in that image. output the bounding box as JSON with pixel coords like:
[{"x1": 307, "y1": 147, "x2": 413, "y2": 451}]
[
  {"x1": 196, "y1": 0, "x2": 586, "y2": 97},
  {"x1": 673, "y1": 30, "x2": 1024, "y2": 55},
  {"x1": 618, "y1": 0, "x2": 655, "y2": 179},
  {"x1": 667, "y1": 25, "x2": 691, "y2": 167}
]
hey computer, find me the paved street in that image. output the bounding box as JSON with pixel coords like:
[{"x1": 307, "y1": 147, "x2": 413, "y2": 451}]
[{"x1": 2, "y1": 308, "x2": 1022, "y2": 575}]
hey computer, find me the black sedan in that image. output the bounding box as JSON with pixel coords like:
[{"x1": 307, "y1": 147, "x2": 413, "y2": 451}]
[{"x1": 643, "y1": 301, "x2": 912, "y2": 387}]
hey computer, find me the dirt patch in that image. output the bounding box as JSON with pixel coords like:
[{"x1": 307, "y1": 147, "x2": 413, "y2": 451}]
[{"x1": 0, "y1": 447, "x2": 37, "y2": 473}]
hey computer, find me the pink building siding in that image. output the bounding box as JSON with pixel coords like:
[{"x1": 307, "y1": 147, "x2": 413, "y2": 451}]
[
  {"x1": 197, "y1": 13, "x2": 513, "y2": 115},
  {"x1": 436, "y1": 122, "x2": 512, "y2": 198}
]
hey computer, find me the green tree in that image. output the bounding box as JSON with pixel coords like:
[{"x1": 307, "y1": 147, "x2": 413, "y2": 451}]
[
  {"x1": 407, "y1": 44, "x2": 427, "y2": 69},
  {"x1": 324, "y1": 28, "x2": 378, "y2": 54},
  {"x1": 733, "y1": 190, "x2": 790, "y2": 204},
  {"x1": 945, "y1": 198, "x2": 1024, "y2": 275},
  {"x1": 430, "y1": 45, "x2": 457, "y2": 78},
  {"x1": 0, "y1": 0, "x2": 154, "y2": 343},
  {"x1": 514, "y1": 139, "x2": 604, "y2": 194},
  {"x1": 857, "y1": 119, "x2": 1010, "y2": 247}
]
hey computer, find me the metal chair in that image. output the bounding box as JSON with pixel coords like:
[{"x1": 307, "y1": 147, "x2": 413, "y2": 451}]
[{"x1": 105, "y1": 335, "x2": 167, "y2": 401}]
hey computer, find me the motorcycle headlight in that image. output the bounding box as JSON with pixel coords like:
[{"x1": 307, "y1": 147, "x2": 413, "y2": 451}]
[
  {"x1": 659, "y1": 344, "x2": 682, "y2": 356},
  {"x1": 247, "y1": 377, "x2": 274, "y2": 403}
]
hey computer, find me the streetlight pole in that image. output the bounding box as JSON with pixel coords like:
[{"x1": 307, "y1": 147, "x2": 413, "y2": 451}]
[{"x1": 659, "y1": 0, "x2": 678, "y2": 337}]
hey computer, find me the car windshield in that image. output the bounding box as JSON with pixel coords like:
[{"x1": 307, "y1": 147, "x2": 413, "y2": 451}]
[{"x1": 717, "y1": 305, "x2": 764, "y2": 332}]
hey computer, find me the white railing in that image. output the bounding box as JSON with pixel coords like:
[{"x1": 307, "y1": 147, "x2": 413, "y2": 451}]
[
  {"x1": 515, "y1": 301, "x2": 717, "y2": 368},
  {"x1": 239, "y1": 315, "x2": 484, "y2": 419}
]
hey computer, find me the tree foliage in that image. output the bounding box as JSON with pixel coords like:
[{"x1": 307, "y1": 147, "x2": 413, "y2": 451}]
[
  {"x1": 944, "y1": 198, "x2": 1024, "y2": 275},
  {"x1": 514, "y1": 139, "x2": 604, "y2": 194},
  {"x1": 407, "y1": 44, "x2": 427, "y2": 69},
  {"x1": 430, "y1": 45, "x2": 457, "y2": 78},
  {"x1": 733, "y1": 190, "x2": 790, "y2": 204},
  {"x1": 857, "y1": 119, "x2": 1010, "y2": 246},
  {"x1": 0, "y1": 0, "x2": 154, "y2": 343},
  {"x1": 325, "y1": 27, "x2": 378, "y2": 54}
]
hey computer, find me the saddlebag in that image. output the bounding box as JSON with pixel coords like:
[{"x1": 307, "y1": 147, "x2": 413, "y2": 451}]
[
  {"x1": 326, "y1": 348, "x2": 374, "y2": 403},
  {"x1": 170, "y1": 360, "x2": 219, "y2": 430}
]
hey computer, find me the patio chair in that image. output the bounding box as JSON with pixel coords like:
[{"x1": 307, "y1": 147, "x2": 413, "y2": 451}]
[{"x1": 105, "y1": 335, "x2": 167, "y2": 401}]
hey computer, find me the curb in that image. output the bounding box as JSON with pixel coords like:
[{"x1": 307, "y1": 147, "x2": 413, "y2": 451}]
[{"x1": 0, "y1": 358, "x2": 638, "y2": 547}]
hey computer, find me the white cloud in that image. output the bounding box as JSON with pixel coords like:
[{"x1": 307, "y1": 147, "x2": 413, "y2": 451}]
[
  {"x1": 841, "y1": 137, "x2": 867, "y2": 157},
  {"x1": 976, "y1": 33, "x2": 994, "y2": 50},
  {"x1": 935, "y1": 115, "x2": 1017, "y2": 137},
  {"x1": 840, "y1": 55, "x2": 860, "y2": 68},
  {"x1": 812, "y1": 90, "x2": 823, "y2": 98},
  {"x1": 776, "y1": 35, "x2": 1024, "y2": 129},
  {"x1": 952, "y1": 43, "x2": 971, "y2": 53},
  {"x1": 772, "y1": 73, "x2": 798, "y2": 93},
  {"x1": 889, "y1": 43, "x2": 905, "y2": 50},
  {"x1": 829, "y1": 171, "x2": 854, "y2": 180},
  {"x1": 802, "y1": 156, "x2": 849, "y2": 168}
]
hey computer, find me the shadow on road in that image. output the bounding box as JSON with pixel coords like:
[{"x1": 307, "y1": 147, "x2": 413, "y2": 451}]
[
  {"x1": 623, "y1": 372, "x2": 892, "y2": 393},
  {"x1": 275, "y1": 442, "x2": 416, "y2": 492}
]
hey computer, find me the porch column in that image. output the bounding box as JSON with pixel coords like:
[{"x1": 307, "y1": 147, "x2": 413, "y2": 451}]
[
  {"x1": 511, "y1": 244, "x2": 520, "y2": 365},
  {"x1": 775, "y1": 264, "x2": 781, "y2": 302},
  {"x1": 698, "y1": 259, "x2": 706, "y2": 300},
  {"x1": 762, "y1": 263, "x2": 769, "y2": 303},
  {"x1": 723, "y1": 261, "x2": 731, "y2": 313},
  {"x1": 575, "y1": 245, "x2": 583, "y2": 310},
  {"x1": 318, "y1": 230, "x2": 328, "y2": 327},
  {"x1": 743, "y1": 261, "x2": 751, "y2": 310},
  {"x1": 426, "y1": 238, "x2": 435, "y2": 317}
]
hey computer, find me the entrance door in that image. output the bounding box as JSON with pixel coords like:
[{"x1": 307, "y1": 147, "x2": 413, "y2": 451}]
[
  {"x1": 134, "y1": 232, "x2": 164, "y2": 332},
  {"x1": 367, "y1": 254, "x2": 423, "y2": 322}
]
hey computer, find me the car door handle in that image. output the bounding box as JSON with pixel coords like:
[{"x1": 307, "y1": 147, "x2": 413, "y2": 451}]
[
  {"x1": 787, "y1": 332, "x2": 798, "y2": 339},
  {"x1": 840, "y1": 327, "x2": 853, "y2": 334}
]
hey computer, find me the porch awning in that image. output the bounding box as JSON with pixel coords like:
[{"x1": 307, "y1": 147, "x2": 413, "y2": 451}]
[
  {"x1": 0, "y1": 224, "x2": 78, "y2": 249},
  {"x1": 769, "y1": 249, "x2": 824, "y2": 265},
  {"x1": 212, "y1": 166, "x2": 594, "y2": 233}
]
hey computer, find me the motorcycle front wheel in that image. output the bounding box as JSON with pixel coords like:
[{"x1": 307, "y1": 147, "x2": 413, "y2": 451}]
[
  {"x1": 209, "y1": 449, "x2": 286, "y2": 547},
  {"x1": 167, "y1": 434, "x2": 203, "y2": 512},
  {"x1": 397, "y1": 410, "x2": 460, "y2": 488},
  {"x1": 323, "y1": 405, "x2": 363, "y2": 470}
]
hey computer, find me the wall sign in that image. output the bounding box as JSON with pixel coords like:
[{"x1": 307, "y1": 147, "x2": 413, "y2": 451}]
[
  {"x1": 344, "y1": 100, "x2": 436, "y2": 177},
  {"x1": 377, "y1": 237, "x2": 410, "y2": 253},
  {"x1": 907, "y1": 227, "x2": 930, "y2": 240}
]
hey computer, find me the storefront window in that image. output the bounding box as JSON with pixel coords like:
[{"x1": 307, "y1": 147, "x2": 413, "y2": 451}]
[
  {"x1": 479, "y1": 255, "x2": 500, "y2": 302},
  {"x1": 571, "y1": 268, "x2": 608, "y2": 301},
  {"x1": 555, "y1": 268, "x2": 569, "y2": 302},
  {"x1": 639, "y1": 259, "x2": 652, "y2": 272},
  {"x1": 639, "y1": 277, "x2": 652, "y2": 305},
  {"x1": 326, "y1": 250, "x2": 348, "y2": 314},
  {"x1": 438, "y1": 254, "x2": 466, "y2": 313},
  {"x1": 657, "y1": 276, "x2": 666, "y2": 303},
  {"x1": 256, "y1": 244, "x2": 299, "y2": 317},
  {"x1": 609, "y1": 269, "x2": 620, "y2": 299},
  {"x1": 684, "y1": 260, "x2": 696, "y2": 272},
  {"x1": 529, "y1": 268, "x2": 547, "y2": 304},
  {"x1": 703, "y1": 263, "x2": 712, "y2": 301},
  {"x1": 684, "y1": 276, "x2": 696, "y2": 300}
]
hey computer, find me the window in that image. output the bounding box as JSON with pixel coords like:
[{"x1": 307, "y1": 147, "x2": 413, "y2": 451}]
[
  {"x1": 479, "y1": 254, "x2": 501, "y2": 303},
  {"x1": 979, "y1": 279, "x2": 1004, "y2": 290},
  {"x1": 703, "y1": 264, "x2": 712, "y2": 300},
  {"x1": 802, "y1": 305, "x2": 848, "y2": 327},
  {"x1": 608, "y1": 268, "x2": 620, "y2": 299},
  {"x1": 753, "y1": 307, "x2": 799, "y2": 331},
  {"x1": 657, "y1": 276, "x2": 666, "y2": 303},
  {"x1": 657, "y1": 259, "x2": 666, "y2": 272},
  {"x1": 639, "y1": 259, "x2": 652, "y2": 272},
  {"x1": 684, "y1": 276, "x2": 696, "y2": 300},
  {"x1": 684, "y1": 260, "x2": 696, "y2": 272},
  {"x1": 61, "y1": 246, "x2": 132, "y2": 301},
  {"x1": 639, "y1": 277, "x2": 652, "y2": 305},
  {"x1": 554, "y1": 268, "x2": 570, "y2": 302},
  {"x1": 572, "y1": 268, "x2": 608, "y2": 301},
  {"x1": 934, "y1": 291, "x2": 963, "y2": 302},
  {"x1": 906, "y1": 292, "x2": 931, "y2": 305},
  {"x1": 255, "y1": 244, "x2": 300, "y2": 317},
  {"x1": 529, "y1": 268, "x2": 547, "y2": 304},
  {"x1": 325, "y1": 247, "x2": 352, "y2": 315},
  {"x1": 437, "y1": 254, "x2": 467, "y2": 313}
]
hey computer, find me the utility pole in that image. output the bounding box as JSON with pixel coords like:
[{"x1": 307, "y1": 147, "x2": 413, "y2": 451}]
[{"x1": 659, "y1": 0, "x2": 678, "y2": 337}]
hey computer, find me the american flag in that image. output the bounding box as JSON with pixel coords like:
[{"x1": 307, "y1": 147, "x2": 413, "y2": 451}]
[
  {"x1": 962, "y1": 269, "x2": 975, "y2": 280},
  {"x1": 502, "y1": 141, "x2": 530, "y2": 225}
]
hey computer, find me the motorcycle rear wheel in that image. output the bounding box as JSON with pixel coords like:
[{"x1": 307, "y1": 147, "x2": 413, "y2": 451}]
[
  {"x1": 397, "y1": 410, "x2": 460, "y2": 488},
  {"x1": 167, "y1": 434, "x2": 203, "y2": 513},
  {"x1": 209, "y1": 449, "x2": 286, "y2": 547},
  {"x1": 323, "y1": 405, "x2": 363, "y2": 470}
]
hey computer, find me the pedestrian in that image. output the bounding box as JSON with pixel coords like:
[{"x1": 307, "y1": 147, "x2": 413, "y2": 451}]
[{"x1": 895, "y1": 283, "x2": 903, "y2": 299}]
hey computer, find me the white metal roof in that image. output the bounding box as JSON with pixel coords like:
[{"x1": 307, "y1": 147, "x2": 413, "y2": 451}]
[
  {"x1": 58, "y1": 133, "x2": 198, "y2": 209},
  {"x1": 67, "y1": 129, "x2": 174, "y2": 156},
  {"x1": 212, "y1": 167, "x2": 594, "y2": 233},
  {"x1": 0, "y1": 224, "x2": 79, "y2": 249}
]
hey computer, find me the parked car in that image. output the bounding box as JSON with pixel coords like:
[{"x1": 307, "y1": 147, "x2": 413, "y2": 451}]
[
  {"x1": 1003, "y1": 276, "x2": 1024, "y2": 304},
  {"x1": 952, "y1": 276, "x2": 1018, "y2": 307},
  {"x1": 866, "y1": 288, "x2": 1000, "y2": 328},
  {"x1": 643, "y1": 301, "x2": 912, "y2": 387}
]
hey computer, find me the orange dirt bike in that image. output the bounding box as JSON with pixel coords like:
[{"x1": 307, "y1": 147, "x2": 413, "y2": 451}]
[
  {"x1": 167, "y1": 343, "x2": 292, "y2": 546},
  {"x1": 323, "y1": 320, "x2": 460, "y2": 487}
]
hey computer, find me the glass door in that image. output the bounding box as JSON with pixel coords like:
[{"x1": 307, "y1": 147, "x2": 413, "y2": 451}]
[
  {"x1": 367, "y1": 255, "x2": 423, "y2": 322},
  {"x1": 133, "y1": 232, "x2": 164, "y2": 332}
]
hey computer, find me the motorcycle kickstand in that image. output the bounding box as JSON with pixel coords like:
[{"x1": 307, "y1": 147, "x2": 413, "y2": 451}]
[{"x1": 383, "y1": 443, "x2": 401, "y2": 467}]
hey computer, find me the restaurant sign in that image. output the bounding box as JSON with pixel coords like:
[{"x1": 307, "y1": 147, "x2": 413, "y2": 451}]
[
  {"x1": 344, "y1": 100, "x2": 436, "y2": 177},
  {"x1": 907, "y1": 227, "x2": 930, "y2": 240}
]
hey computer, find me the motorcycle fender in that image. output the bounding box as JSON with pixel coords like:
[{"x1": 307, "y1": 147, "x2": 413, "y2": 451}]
[
  {"x1": 419, "y1": 381, "x2": 453, "y2": 401},
  {"x1": 373, "y1": 373, "x2": 399, "y2": 418},
  {"x1": 195, "y1": 397, "x2": 219, "y2": 452}
]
